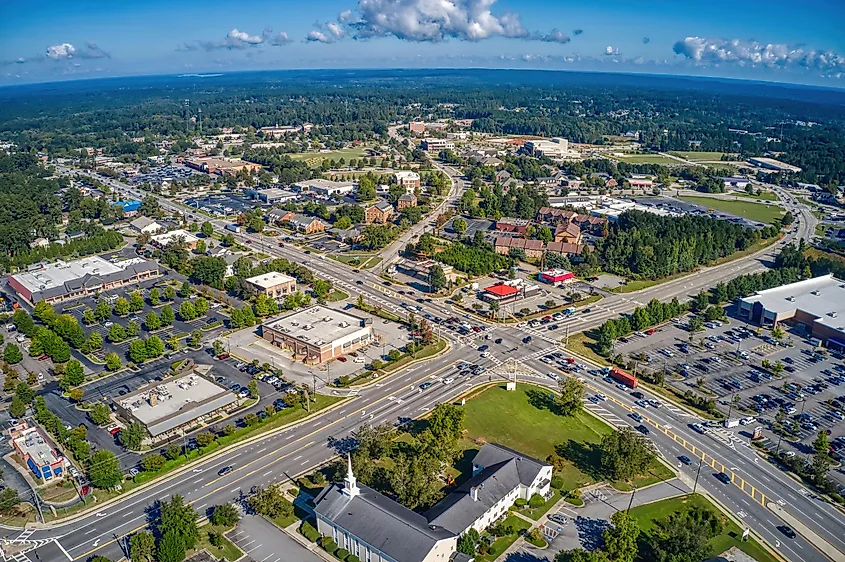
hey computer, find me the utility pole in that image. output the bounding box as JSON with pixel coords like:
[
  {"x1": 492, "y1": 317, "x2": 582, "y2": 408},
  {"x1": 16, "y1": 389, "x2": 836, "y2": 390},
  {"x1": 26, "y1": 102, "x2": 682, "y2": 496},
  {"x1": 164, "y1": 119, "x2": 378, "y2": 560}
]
[
  {"x1": 692, "y1": 458, "x2": 703, "y2": 494},
  {"x1": 626, "y1": 485, "x2": 637, "y2": 513}
]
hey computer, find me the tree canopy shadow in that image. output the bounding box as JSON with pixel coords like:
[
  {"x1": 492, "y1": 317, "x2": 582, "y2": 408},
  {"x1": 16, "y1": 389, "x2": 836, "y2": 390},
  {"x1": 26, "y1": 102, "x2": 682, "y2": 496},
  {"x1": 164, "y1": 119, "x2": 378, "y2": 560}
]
[
  {"x1": 526, "y1": 388, "x2": 559, "y2": 414},
  {"x1": 556, "y1": 439, "x2": 604, "y2": 481}
]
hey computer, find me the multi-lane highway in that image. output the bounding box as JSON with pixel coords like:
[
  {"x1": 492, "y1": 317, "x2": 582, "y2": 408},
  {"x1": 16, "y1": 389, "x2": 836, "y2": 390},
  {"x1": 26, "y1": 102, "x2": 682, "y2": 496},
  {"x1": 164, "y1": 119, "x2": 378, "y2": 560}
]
[{"x1": 25, "y1": 164, "x2": 838, "y2": 562}]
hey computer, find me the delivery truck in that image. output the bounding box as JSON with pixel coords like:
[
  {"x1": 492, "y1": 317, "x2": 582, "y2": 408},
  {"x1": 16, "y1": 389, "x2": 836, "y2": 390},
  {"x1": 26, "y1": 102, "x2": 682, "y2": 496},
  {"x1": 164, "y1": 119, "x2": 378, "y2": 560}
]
[{"x1": 609, "y1": 367, "x2": 638, "y2": 388}]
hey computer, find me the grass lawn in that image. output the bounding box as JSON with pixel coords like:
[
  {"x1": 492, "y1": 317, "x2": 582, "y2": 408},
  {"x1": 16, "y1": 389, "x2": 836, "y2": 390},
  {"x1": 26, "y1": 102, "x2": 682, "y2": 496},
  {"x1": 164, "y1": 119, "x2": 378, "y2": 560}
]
[
  {"x1": 615, "y1": 154, "x2": 680, "y2": 165},
  {"x1": 326, "y1": 289, "x2": 349, "y2": 302},
  {"x1": 610, "y1": 271, "x2": 690, "y2": 294},
  {"x1": 191, "y1": 524, "x2": 243, "y2": 561},
  {"x1": 476, "y1": 515, "x2": 532, "y2": 562},
  {"x1": 678, "y1": 196, "x2": 785, "y2": 224},
  {"x1": 733, "y1": 190, "x2": 779, "y2": 201},
  {"x1": 460, "y1": 384, "x2": 672, "y2": 491},
  {"x1": 382, "y1": 338, "x2": 448, "y2": 373},
  {"x1": 330, "y1": 253, "x2": 383, "y2": 269},
  {"x1": 520, "y1": 490, "x2": 562, "y2": 520},
  {"x1": 288, "y1": 146, "x2": 370, "y2": 167},
  {"x1": 668, "y1": 151, "x2": 727, "y2": 162},
  {"x1": 629, "y1": 494, "x2": 779, "y2": 562},
  {"x1": 565, "y1": 331, "x2": 611, "y2": 366}
]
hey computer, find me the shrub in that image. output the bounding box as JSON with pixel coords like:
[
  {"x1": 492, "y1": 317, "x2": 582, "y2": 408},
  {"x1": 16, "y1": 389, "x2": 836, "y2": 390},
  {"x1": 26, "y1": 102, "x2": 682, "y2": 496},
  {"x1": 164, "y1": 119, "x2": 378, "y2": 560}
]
[
  {"x1": 319, "y1": 537, "x2": 338, "y2": 554},
  {"x1": 528, "y1": 493, "x2": 545, "y2": 508},
  {"x1": 336, "y1": 549, "x2": 350, "y2": 560},
  {"x1": 300, "y1": 520, "x2": 320, "y2": 543},
  {"x1": 347, "y1": 556, "x2": 360, "y2": 562},
  {"x1": 550, "y1": 475, "x2": 565, "y2": 490},
  {"x1": 514, "y1": 498, "x2": 527, "y2": 508}
]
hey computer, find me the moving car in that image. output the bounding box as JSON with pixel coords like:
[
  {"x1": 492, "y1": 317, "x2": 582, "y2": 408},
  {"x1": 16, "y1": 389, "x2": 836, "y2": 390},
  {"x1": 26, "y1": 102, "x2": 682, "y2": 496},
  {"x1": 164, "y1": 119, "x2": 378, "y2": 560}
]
[
  {"x1": 778, "y1": 526, "x2": 796, "y2": 539},
  {"x1": 218, "y1": 465, "x2": 233, "y2": 476},
  {"x1": 678, "y1": 455, "x2": 692, "y2": 466},
  {"x1": 635, "y1": 424, "x2": 650, "y2": 435},
  {"x1": 715, "y1": 472, "x2": 731, "y2": 485},
  {"x1": 419, "y1": 382, "x2": 433, "y2": 390}
]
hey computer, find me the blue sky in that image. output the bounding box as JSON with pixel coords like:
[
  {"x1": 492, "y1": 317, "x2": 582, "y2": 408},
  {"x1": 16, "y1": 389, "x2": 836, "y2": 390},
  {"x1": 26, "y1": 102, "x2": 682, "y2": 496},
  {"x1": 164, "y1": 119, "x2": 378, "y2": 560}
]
[{"x1": 2, "y1": 0, "x2": 844, "y2": 86}]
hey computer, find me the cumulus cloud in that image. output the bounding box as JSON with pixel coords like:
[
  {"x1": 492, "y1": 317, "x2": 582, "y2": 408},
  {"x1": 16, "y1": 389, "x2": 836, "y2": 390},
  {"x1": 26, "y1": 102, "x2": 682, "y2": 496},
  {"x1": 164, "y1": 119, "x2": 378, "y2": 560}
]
[
  {"x1": 604, "y1": 45, "x2": 621, "y2": 56},
  {"x1": 182, "y1": 27, "x2": 291, "y2": 51},
  {"x1": 672, "y1": 37, "x2": 845, "y2": 76},
  {"x1": 306, "y1": 30, "x2": 332, "y2": 43},
  {"x1": 307, "y1": 0, "x2": 573, "y2": 46},
  {"x1": 45, "y1": 42, "x2": 110, "y2": 60}
]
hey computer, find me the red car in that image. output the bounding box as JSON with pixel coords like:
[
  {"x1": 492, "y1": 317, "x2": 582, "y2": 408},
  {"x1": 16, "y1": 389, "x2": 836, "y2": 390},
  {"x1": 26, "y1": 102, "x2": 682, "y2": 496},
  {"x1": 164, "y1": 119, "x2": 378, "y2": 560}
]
[
  {"x1": 38, "y1": 354, "x2": 50, "y2": 361},
  {"x1": 109, "y1": 427, "x2": 121, "y2": 436},
  {"x1": 646, "y1": 329, "x2": 656, "y2": 335},
  {"x1": 337, "y1": 356, "x2": 347, "y2": 363},
  {"x1": 217, "y1": 353, "x2": 230, "y2": 360}
]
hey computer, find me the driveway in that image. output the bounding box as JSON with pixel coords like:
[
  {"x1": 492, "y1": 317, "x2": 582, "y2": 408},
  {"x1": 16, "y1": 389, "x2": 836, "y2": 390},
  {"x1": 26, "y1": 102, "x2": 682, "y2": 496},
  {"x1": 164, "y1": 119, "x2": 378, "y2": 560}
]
[{"x1": 229, "y1": 514, "x2": 324, "y2": 562}]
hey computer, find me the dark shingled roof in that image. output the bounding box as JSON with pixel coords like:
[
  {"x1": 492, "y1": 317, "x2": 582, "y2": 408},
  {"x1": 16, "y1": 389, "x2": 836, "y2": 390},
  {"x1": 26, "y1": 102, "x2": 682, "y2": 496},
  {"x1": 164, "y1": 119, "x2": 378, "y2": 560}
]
[
  {"x1": 314, "y1": 483, "x2": 454, "y2": 562},
  {"x1": 424, "y1": 443, "x2": 548, "y2": 535}
]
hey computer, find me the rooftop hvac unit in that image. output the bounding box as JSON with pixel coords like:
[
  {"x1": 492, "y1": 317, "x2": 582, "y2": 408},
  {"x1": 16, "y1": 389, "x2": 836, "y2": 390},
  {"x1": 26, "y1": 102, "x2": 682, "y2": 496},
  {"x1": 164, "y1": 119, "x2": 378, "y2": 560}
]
[
  {"x1": 303, "y1": 324, "x2": 312, "y2": 330},
  {"x1": 291, "y1": 321, "x2": 299, "y2": 326},
  {"x1": 339, "y1": 321, "x2": 349, "y2": 328},
  {"x1": 323, "y1": 316, "x2": 333, "y2": 322}
]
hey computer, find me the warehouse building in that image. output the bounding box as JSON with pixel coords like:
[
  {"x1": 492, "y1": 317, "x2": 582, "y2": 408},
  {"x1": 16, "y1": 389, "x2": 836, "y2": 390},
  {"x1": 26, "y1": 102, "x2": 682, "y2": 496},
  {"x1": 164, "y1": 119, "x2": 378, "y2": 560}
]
[
  {"x1": 114, "y1": 367, "x2": 238, "y2": 441},
  {"x1": 294, "y1": 179, "x2": 356, "y2": 197},
  {"x1": 261, "y1": 305, "x2": 373, "y2": 364},
  {"x1": 246, "y1": 187, "x2": 298, "y2": 204},
  {"x1": 9, "y1": 421, "x2": 68, "y2": 481},
  {"x1": 738, "y1": 274, "x2": 845, "y2": 351},
  {"x1": 748, "y1": 157, "x2": 802, "y2": 174},
  {"x1": 8, "y1": 256, "x2": 160, "y2": 305}
]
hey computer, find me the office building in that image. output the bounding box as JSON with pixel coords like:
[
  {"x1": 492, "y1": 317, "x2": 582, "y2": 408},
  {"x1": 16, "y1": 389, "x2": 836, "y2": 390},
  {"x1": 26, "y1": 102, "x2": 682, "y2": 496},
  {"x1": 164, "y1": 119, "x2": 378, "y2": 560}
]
[
  {"x1": 244, "y1": 272, "x2": 297, "y2": 300},
  {"x1": 394, "y1": 171, "x2": 421, "y2": 191},
  {"x1": 9, "y1": 421, "x2": 68, "y2": 481},
  {"x1": 149, "y1": 229, "x2": 200, "y2": 250},
  {"x1": 523, "y1": 138, "x2": 575, "y2": 159},
  {"x1": 421, "y1": 139, "x2": 455, "y2": 152}
]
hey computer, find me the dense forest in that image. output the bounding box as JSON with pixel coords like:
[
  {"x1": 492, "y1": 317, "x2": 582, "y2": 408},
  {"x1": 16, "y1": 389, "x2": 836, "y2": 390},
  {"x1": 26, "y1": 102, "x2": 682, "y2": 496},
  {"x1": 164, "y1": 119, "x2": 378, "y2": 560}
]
[
  {"x1": 1, "y1": 69, "x2": 844, "y2": 185},
  {"x1": 593, "y1": 211, "x2": 780, "y2": 279}
]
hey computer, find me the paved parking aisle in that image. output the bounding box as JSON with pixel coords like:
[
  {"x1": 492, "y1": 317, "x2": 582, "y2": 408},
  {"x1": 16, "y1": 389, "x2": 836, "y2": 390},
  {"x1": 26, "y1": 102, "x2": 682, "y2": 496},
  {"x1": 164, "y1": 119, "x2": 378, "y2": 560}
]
[{"x1": 229, "y1": 515, "x2": 325, "y2": 562}]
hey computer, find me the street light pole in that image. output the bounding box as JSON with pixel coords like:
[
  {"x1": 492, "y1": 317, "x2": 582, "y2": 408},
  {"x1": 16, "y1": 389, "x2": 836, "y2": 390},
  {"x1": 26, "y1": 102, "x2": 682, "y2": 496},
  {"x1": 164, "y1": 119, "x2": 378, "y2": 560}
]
[
  {"x1": 626, "y1": 485, "x2": 637, "y2": 513},
  {"x1": 693, "y1": 458, "x2": 704, "y2": 494}
]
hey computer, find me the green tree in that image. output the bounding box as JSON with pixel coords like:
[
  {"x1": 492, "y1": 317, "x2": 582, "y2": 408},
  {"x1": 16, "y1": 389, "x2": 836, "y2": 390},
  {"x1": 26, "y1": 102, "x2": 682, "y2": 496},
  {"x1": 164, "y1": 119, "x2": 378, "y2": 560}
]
[
  {"x1": 16, "y1": 382, "x2": 35, "y2": 404},
  {"x1": 211, "y1": 503, "x2": 240, "y2": 527},
  {"x1": 87, "y1": 450, "x2": 122, "y2": 489},
  {"x1": 94, "y1": 300, "x2": 112, "y2": 322},
  {"x1": 179, "y1": 301, "x2": 196, "y2": 321},
  {"x1": 9, "y1": 396, "x2": 26, "y2": 418},
  {"x1": 148, "y1": 287, "x2": 161, "y2": 306},
  {"x1": 107, "y1": 323, "x2": 127, "y2": 343},
  {"x1": 59, "y1": 360, "x2": 85, "y2": 390},
  {"x1": 129, "y1": 530, "x2": 156, "y2": 562},
  {"x1": 212, "y1": 340, "x2": 225, "y2": 356},
  {"x1": 599, "y1": 427, "x2": 654, "y2": 483},
  {"x1": 248, "y1": 379, "x2": 259, "y2": 399},
  {"x1": 160, "y1": 305, "x2": 175, "y2": 326},
  {"x1": 83, "y1": 307, "x2": 97, "y2": 325},
  {"x1": 247, "y1": 486, "x2": 293, "y2": 519},
  {"x1": 163, "y1": 286, "x2": 176, "y2": 301},
  {"x1": 687, "y1": 316, "x2": 704, "y2": 333},
  {"x1": 190, "y1": 329, "x2": 202, "y2": 348},
  {"x1": 157, "y1": 495, "x2": 199, "y2": 550},
  {"x1": 650, "y1": 505, "x2": 722, "y2": 562},
  {"x1": 140, "y1": 453, "x2": 166, "y2": 472},
  {"x1": 603, "y1": 510, "x2": 640, "y2": 562},
  {"x1": 146, "y1": 335, "x2": 165, "y2": 358},
  {"x1": 201, "y1": 221, "x2": 214, "y2": 237},
  {"x1": 157, "y1": 531, "x2": 186, "y2": 562},
  {"x1": 126, "y1": 320, "x2": 140, "y2": 337},
  {"x1": 195, "y1": 431, "x2": 215, "y2": 447},
  {"x1": 811, "y1": 430, "x2": 831, "y2": 484},
  {"x1": 179, "y1": 281, "x2": 193, "y2": 298},
  {"x1": 556, "y1": 377, "x2": 585, "y2": 417},
  {"x1": 452, "y1": 217, "x2": 467, "y2": 235},
  {"x1": 105, "y1": 352, "x2": 122, "y2": 371},
  {"x1": 4, "y1": 343, "x2": 23, "y2": 364},
  {"x1": 113, "y1": 296, "x2": 130, "y2": 316},
  {"x1": 145, "y1": 310, "x2": 161, "y2": 331},
  {"x1": 87, "y1": 331, "x2": 104, "y2": 351},
  {"x1": 428, "y1": 264, "x2": 447, "y2": 292},
  {"x1": 119, "y1": 422, "x2": 146, "y2": 450},
  {"x1": 128, "y1": 339, "x2": 148, "y2": 363},
  {"x1": 457, "y1": 529, "x2": 480, "y2": 556},
  {"x1": 194, "y1": 297, "x2": 209, "y2": 316},
  {"x1": 129, "y1": 291, "x2": 145, "y2": 312},
  {"x1": 89, "y1": 402, "x2": 112, "y2": 426}
]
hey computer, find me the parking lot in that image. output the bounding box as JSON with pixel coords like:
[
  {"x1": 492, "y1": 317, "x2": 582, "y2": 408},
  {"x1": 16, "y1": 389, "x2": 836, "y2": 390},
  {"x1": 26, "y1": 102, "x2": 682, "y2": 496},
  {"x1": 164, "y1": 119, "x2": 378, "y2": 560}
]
[
  {"x1": 612, "y1": 312, "x2": 845, "y2": 458},
  {"x1": 130, "y1": 164, "x2": 197, "y2": 187},
  {"x1": 220, "y1": 304, "x2": 411, "y2": 390},
  {"x1": 55, "y1": 277, "x2": 227, "y2": 369},
  {"x1": 184, "y1": 193, "x2": 258, "y2": 217},
  {"x1": 631, "y1": 196, "x2": 768, "y2": 229}
]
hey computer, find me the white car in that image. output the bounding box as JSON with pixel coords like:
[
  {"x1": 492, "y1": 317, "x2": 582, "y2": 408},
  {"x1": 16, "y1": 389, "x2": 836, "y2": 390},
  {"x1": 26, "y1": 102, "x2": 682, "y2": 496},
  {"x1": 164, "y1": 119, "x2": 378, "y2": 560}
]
[
  {"x1": 353, "y1": 356, "x2": 365, "y2": 363},
  {"x1": 480, "y1": 351, "x2": 491, "y2": 358},
  {"x1": 595, "y1": 393, "x2": 607, "y2": 401},
  {"x1": 104, "y1": 321, "x2": 114, "y2": 327},
  {"x1": 443, "y1": 377, "x2": 454, "y2": 385},
  {"x1": 546, "y1": 372, "x2": 559, "y2": 380}
]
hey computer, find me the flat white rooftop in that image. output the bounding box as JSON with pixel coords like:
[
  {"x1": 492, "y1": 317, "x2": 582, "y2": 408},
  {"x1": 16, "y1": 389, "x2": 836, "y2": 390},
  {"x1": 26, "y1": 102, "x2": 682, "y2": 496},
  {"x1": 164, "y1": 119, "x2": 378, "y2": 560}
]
[
  {"x1": 245, "y1": 271, "x2": 296, "y2": 289},
  {"x1": 150, "y1": 229, "x2": 200, "y2": 246},
  {"x1": 14, "y1": 256, "x2": 127, "y2": 293},
  {"x1": 118, "y1": 373, "x2": 237, "y2": 437},
  {"x1": 741, "y1": 274, "x2": 845, "y2": 332},
  {"x1": 264, "y1": 305, "x2": 369, "y2": 347}
]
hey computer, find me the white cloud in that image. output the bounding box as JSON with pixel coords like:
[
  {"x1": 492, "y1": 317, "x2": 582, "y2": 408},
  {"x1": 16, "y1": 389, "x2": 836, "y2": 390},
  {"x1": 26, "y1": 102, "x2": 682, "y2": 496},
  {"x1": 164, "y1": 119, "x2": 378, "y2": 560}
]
[
  {"x1": 534, "y1": 29, "x2": 570, "y2": 44},
  {"x1": 306, "y1": 30, "x2": 332, "y2": 43},
  {"x1": 326, "y1": 22, "x2": 346, "y2": 40},
  {"x1": 604, "y1": 45, "x2": 620, "y2": 56},
  {"x1": 46, "y1": 43, "x2": 76, "y2": 60},
  {"x1": 264, "y1": 29, "x2": 293, "y2": 46},
  {"x1": 228, "y1": 29, "x2": 263, "y2": 44},
  {"x1": 673, "y1": 37, "x2": 845, "y2": 76}
]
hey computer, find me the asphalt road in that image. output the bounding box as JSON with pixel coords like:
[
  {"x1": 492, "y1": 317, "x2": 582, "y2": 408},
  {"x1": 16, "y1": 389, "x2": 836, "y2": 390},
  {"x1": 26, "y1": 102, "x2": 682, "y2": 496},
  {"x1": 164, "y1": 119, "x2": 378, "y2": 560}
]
[{"x1": 28, "y1": 164, "x2": 836, "y2": 562}]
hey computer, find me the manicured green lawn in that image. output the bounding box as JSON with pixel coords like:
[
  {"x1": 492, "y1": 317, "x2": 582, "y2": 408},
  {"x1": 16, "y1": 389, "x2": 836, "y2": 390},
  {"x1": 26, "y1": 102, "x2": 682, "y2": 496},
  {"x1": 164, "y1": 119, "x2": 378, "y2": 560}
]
[
  {"x1": 668, "y1": 151, "x2": 727, "y2": 162},
  {"x1": 733, "y1": 190, "x2": 779, "y2": 201},
  {"x1": 288, "y1": 146, "x2": 370, "y2": 166},
  {"x1": 460, "y1": 384, "x2": 672, "y2": 491},
  {"x1": 475, "y1": 515, "x2": 532, "y2": 562},
  {"x1": 520, "y1": 490, "x2": 562, "y2": 520},
  {"x1": 629, "y1": 494, "x2": 779, "y2": 562},
  {"x1": 615, "y1": 154, "x2": 680, "y2": 165},
  {"x1": 678, "y1": 196, "x2": 785, "y2": 224},
  {"x1": 191, "y1": 524, "x2": 243, "y2": 561}
]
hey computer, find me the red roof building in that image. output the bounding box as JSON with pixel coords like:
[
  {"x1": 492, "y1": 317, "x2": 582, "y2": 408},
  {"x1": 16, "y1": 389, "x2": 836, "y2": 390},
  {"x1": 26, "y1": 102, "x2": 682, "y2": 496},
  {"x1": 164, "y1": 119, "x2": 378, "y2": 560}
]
[{"x1": 539, "y1": 269, "x2": 575, "y2": 285}]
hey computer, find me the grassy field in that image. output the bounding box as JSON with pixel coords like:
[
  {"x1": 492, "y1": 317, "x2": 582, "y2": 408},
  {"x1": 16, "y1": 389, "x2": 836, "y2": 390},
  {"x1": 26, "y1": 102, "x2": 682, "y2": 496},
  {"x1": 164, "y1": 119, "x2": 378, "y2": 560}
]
[
  {"x1": 610, "y1": 271, "x2": 690, "y2": 294},
  {"x1": 330, "y1": 253, "x2": 383, "y2": 269},
  {"x1": 629, "y1": 494, "x2": 779, "y2": 562},
  {"x1": 678, "y1": 195, "x2": 785, "y2": 224},
  {"x1": 733, "y1": 190, "x2": 779, "y2": 201},
  {"x1": 461, "y1": 384, "x2": 672, "y2": 490},
  {"x1": 190, "y1": 524, "x2": 243, "y2": 561},
  {"x1": 565, "y1": 331, "x2": 611, "y2": 366},
  {"x1": 668, "y1": 151, "x2": 727, "y2": 162},
  {"x1": 615, "y1": 153, "x2": 680, "y2": 165},
  {"x1": 288, "y1": 146, "x2": 370, "y2": 167}
]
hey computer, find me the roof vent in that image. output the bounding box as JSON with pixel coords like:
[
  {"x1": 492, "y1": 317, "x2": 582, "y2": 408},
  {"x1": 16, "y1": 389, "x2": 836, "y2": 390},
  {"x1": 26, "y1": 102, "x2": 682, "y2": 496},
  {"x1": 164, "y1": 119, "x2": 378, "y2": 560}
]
[{"x1": 470, "y1": 487, "x2": 479, "y2": 502}]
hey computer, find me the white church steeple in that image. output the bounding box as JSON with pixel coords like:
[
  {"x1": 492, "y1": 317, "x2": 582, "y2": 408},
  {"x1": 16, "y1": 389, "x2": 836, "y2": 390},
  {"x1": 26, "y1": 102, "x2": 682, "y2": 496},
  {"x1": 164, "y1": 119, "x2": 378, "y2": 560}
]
[{"x1": 343, "y1": 453, "x2": 360, "y2": 498}]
